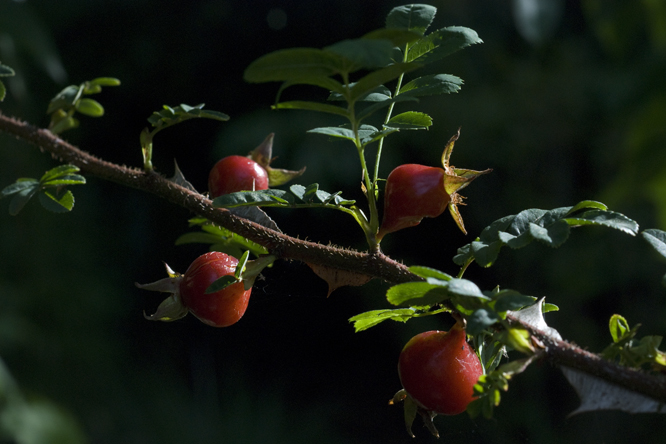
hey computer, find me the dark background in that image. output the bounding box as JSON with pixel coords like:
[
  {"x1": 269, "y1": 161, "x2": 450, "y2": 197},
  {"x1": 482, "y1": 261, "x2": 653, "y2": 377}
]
[{"x1": 1, "y1": 0, "x2": 666, "y2": 443}]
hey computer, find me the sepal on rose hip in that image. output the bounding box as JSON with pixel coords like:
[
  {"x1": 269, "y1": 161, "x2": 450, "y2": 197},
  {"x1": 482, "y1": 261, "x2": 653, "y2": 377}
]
[
  {"x1": 248, "y1": 133, "x2": 306, "y2": 187},
  {"x1": 135, "y1": 262, "x2": 188, "y2": 322}
]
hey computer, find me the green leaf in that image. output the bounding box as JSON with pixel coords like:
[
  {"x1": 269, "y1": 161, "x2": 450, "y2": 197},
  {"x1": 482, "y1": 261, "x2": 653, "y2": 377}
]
[
  {"x1": 8, "y1": 187, "x2": 38, "y2": 215},
  {"x1": 324, "y1": 38, "x2": 395, "y2": 71},
  {"x1": 89, "y1": 77, "x2": 121, "y2": 86},
  {"x1": 399, "y1": 74, "x2": 463, "y2": 97},
  {"x1": 609, "y1": 314, "x2": 630, "y2": 343},
  {"x1": 279, "y1": 76, "x2": 346, "y2": 99},
  {"x1": 493, "y1": 291, "x2": 537, "y2": 313},
  {"x1": 75, "y1": 98, "x2": 104, "y2": 117},
  {"x1": 349, "y1": 62, "x2": 421, "y2": 102},
  {"x1": 362, "y1": 29, "x2": 423, "y2": 47},
  {"x1": 566, "y1": 200, "x2": 608, "y2": 214},
  {"x1": 212, "y1": 189, "x2": 295, "y2": 208},
  {"x1": 385, "y1": 111, "x2": 432, "y2": 130},
  {"x1": 328, "y1": 85, "x2": 391, "y2": 102},
  {"x1": 349, "y1": 308, "x2": 417, "y2": 332},
  {"x1": 454, "y1": 201, "x2": 639, "y2": 268},
  {"x1": 564, "y1": 210, "x2": 639, "y2": 235},
  {"x1": 385, "y1": 4, "x2": 437, "y2": 35},
  {"x1": 38, "y1": 190, "x2": 75, "y2": 213},
  {"x1": 39, "y1": 165, "x2": 81, "y2": 182},
  {"x1": 467, "y1": 308, "x2": 500, "y2": 335},
  {"x1": 447, "y1": 278, "x2": 488, "y2": 299},
  {"x1": 50, "y1": 116, "x2": 79, "y2": 134},
  {"x1": 307, "y1": 124, "x2": 378, "y2": 143},
  {"x1": 0, "y1": 81, "x2": 6, "y2": 101},
  {"x1": 386, "y1": 281, "x2": 450, "y2": 306},
  {"x1": 244, "y1": 48, "x2": 345, "y2": 83},
  {"x1": 355, "y1": 94, "x2": 419, "y2": 122},
  {"x1": 47, "y1": 85, "x2": 82, "y2": 113},
  {"x1": 2, "y1": 179, "x2": 39, "y2": 197},
  {"x1": 41, "y1": 175, "x2": 86, "y2": 187},
  {"x1": 642, "y1": 229, "x2": 666, "y2": 260},
  {"x1": 408, "y1": 266, "x2": 452, "y2": 281},
  {"x1": 359, "y1": 128, "x2": 399, "y2": 147},
  {"x1": 205, "y1": 275, "x2": 238, "y2": 294},
  {"x1": 273, "y1": 100, "x2": 349, "y2": 117},
  {"x1": 407, "y1": 26, "x2": 483, "y2": 63}
]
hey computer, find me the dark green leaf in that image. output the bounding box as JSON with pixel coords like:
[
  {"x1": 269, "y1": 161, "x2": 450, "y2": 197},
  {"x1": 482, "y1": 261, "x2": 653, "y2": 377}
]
[
  {"x1": 399, "y1": 74, "x2": 463, "y2": 97},
  {"x1": 642, "y1": 229, "x2": 666, "y2": 260},
  {"x1": 408, "y1": 266, "x2": 452, "y2": 281},
  {"x1": 467, "y1": 308, "x2": 500, "y2": 335},
  {"x1": 75, "y1": 98, "x2": 104, "y2": 117},
  {"x1": 2, "y1": 179, "x2": 39, "y2": 197},
  {"x1": 447, "y1": 278, "x2": 489, "y2": 299},
  {"x1": 454, "y1": 201, "x2": 638, "y2": 268},
  {"x1": 385, "y1": 111, "x2": 432, "y2": 129},
  {"x1": 494, "y1": 291, "x2": 537, "y2": 313},
  {"x1": 38, "y1": 190, "x2": 75, "y2": 213},
  {"x1": 564, "y1": 210, "x2": 639, "y2": 235},
  {"x1": 328, "y1": 85, "x2": 391, "y2": 102},
  {"x1": 212, "y1": 189, "x2": 295, "y2": 208},
  {"x1": 280, "y1": 77, "x2": 347, "y2": 100},
  {"x1": 307, "y1": 124, "x2": 378, "y2": 143},
  {"x1": 324, "y1": 38, "x2": 395, "y2": 71},
  {"x1": 360, "y1": 128, "x2": 399, "y2": 146},
  {"x1": 349, "y1": 62, "x2": 421, "y2": 102},
  {"x1": 0, "y1": 81, "x2": 6, "y2": 101},
  {"x1": 274, "y1": 100, "x2": 349, "y2": 117},
  {"x1": 8, "y1": 187, "x2": 38, "y2": 215},
  {"x1": 205, "y1": 275, "x2": 238, "y2": 294},
  {"x1": 244, "y1": 48, "x2": 345, "y2": 83},
  {"x1": 407, "y1": 26, "x2": 483, "y2": 63},
  {"x1": 386, "y1": 281, "x2": 450, "y2": 306},
  {"x1": 355, "y1": 95, "x2": 419, "y2": 122},
  {"x1": 385, "y1": 4, "x2": 437, "y2": 35},
  {"x1": 47, "y1": 85, "x2": 82, "y2": 113},
  {"x1": 362, "y1": 29, "x2": 423, "y2": 47}
]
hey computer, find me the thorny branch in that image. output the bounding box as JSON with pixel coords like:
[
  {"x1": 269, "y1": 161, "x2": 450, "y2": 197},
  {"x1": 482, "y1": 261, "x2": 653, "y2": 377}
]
[{"x1": 1, "y1": 111, "x2": 665, "y2": 406}]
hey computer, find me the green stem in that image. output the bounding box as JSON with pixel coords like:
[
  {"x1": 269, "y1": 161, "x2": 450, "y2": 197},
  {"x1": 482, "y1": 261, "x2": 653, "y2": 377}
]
[{"x1": 372, "y1": 42, "x2": 411, "y2": 187}]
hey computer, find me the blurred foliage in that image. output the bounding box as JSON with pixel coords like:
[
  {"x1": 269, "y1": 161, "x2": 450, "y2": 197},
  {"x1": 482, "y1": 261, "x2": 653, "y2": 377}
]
[{"x1": 1, "y1": 0, "x2": 666, "y2": 443}]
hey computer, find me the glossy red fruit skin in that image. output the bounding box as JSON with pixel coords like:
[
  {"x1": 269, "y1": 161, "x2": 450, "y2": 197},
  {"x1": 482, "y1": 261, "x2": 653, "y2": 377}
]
[
  {"x1": 398, "y1": 326, "x2": 483, "y2": 415},
  {"x1": 179, "y1": 252, "x2": 252, "y2": 327},
  {"x1": 378, "y1": 164, "x2": 450, "y2": 239},
  {"x1": 208, "y1": 155, "x2": 269, "y2": 198}
]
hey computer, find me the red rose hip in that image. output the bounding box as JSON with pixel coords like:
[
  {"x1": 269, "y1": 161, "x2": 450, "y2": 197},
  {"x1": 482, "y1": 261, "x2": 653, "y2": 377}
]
[
  {"x1": 179, "y1": 251, "x2": 252, "y2": 327},
  {"x1": 208, "y1": 155, "x2": 269, "y2": 198},
  {"x1": 398, "y1": 324, "x2": 483, "y2": 416},
  {"x1": 378, "y1": 164, "x2": 450, "y2": 239}
]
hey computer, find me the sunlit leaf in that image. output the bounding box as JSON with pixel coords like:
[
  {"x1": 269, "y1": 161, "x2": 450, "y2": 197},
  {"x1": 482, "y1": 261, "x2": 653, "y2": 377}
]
[
  {"x1": 385, "y1": 4, "x2": 437, "y2": 35},
  {"x1": 38, "y1": 189, "x2": 75, "y2": 213},
  {"x1": 362, "y1": 29, "x2": 423, "y2": 47},
  {"x1": 407, "y1": 26, "x2": 483, "y2": 63},
  {"x1": 385, "y1": 111, "x2": 432, "y2": 129},
  {"x1": 75, "y1": 98, "x2": 104, "y2": 117},
  {"x1": 349, "y1": 308, "x2": 418, "y2": 332},
  {"x1": 212, "y1": 189, "x2": 295, "y2": 208},
  {"x1": 386, "y1": 281, "x2": 450, "y2": 306}
]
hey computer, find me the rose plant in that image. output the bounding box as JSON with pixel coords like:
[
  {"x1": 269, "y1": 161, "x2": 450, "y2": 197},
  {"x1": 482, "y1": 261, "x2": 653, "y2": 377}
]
[{"x1": 1, "y1": 3, "x2": 666, "y2": 442}]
